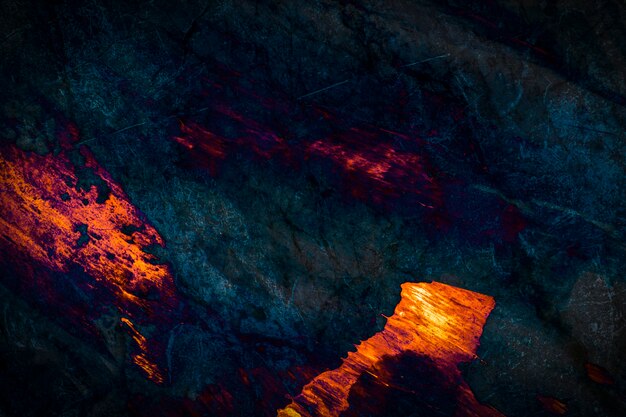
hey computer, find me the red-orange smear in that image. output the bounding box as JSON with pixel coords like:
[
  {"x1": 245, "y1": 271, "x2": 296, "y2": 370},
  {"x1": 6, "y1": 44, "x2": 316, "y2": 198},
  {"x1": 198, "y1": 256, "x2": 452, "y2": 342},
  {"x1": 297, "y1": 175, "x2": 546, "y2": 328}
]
[
  {"x1": 306, "y1": 140, "x2": 435, "y2": 205},
  {"x1": 174, "y1": 115, "x2": 441, "y2": 208},
  {"x1": 0, "y1": 144, "x2": 176, "y2": 382},
  {"x1": 277, "y1": 282, "x2": 503, "y2": 417},
  {"x1": 120, "y1": 317, "x2": 164, "y2": 383},
  {"x1": 584, "y1": 362, "x2": 614, "y2": 385}
]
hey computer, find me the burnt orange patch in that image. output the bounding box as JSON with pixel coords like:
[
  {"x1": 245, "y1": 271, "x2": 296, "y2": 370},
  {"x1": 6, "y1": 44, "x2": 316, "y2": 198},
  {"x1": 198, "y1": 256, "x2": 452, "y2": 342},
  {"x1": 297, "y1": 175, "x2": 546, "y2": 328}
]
[
  {"x1": 0, "y1": 143, "x2": 177, "y2": 382},
  {"x1": 277, "y1": 281, "x2": 502, "y2": 417}
]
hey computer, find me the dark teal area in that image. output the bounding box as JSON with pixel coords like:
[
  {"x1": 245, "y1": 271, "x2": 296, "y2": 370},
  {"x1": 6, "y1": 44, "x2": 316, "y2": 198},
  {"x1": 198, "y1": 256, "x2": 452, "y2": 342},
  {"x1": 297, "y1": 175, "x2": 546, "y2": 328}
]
[{"x1": 0, "y1": 1, "x2": 624, "y2": 416}]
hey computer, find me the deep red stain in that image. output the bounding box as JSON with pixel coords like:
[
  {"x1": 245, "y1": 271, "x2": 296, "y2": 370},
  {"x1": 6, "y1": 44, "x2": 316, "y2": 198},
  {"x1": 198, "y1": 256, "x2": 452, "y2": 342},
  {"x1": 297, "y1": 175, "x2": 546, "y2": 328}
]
[{"x1": 174, "y1": 112, "x2": 442, "y2": 210}]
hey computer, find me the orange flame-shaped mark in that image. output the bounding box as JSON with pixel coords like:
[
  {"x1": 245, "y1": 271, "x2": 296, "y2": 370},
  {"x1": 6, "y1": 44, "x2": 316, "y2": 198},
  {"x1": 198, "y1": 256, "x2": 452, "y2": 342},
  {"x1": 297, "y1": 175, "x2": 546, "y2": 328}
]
[{"x1": 278, "y1": 282, "x2": 503, "y2": 417}]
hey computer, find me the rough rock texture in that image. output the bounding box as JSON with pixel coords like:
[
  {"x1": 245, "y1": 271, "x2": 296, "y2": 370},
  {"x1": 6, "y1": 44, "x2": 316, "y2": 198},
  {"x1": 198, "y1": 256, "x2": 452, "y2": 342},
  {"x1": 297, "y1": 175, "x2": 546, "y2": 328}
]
[{"x1": 0, "y1": 0, "x2": 624, "y2": 416}]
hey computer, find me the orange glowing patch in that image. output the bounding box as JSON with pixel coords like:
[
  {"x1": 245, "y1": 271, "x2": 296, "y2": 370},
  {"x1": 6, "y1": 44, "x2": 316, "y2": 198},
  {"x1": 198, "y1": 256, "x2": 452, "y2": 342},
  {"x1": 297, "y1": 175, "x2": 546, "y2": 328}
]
[
  {"x1": 0, "y1": 144, "x2": 176, "y2": 382},
  {"x1": 277, "y1": 281, "x2": 503, "y2": 417},
  {"x1": 307, "y1": 140, "x2": 425, "y2": 183}
]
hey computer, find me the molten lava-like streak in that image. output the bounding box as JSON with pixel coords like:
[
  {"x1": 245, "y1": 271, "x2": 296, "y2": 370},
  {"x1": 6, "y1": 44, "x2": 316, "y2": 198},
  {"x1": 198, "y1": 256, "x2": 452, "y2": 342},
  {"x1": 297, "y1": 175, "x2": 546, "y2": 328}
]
[
  {"x1": 0, "y1": 139, "x2": 177, "y2": 383},
  {"x1": 277, "y1": 281, "x2": 503, "y2": 417}
]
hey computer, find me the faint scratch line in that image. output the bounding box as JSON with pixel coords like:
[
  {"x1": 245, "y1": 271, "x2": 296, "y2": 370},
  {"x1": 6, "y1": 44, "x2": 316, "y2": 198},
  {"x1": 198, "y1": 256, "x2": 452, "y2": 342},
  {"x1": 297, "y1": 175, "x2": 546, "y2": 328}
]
[{"x1": 297, "y1": 79, "x2": 350, "y2": 100}]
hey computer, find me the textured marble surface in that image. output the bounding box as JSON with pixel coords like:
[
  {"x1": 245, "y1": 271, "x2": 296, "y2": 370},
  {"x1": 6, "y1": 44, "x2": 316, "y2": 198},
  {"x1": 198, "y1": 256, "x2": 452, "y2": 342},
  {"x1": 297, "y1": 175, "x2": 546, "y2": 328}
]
[{"x1": 0, "y1": 1, "x2": 624, "y2": 416}]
